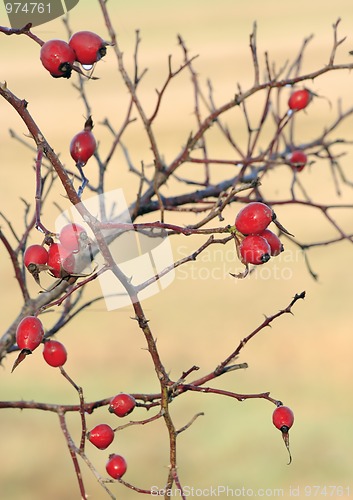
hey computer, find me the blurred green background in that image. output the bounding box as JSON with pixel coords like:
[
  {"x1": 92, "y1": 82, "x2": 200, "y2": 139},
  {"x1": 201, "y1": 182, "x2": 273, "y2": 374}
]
[{"x1": 1, "y1": 1, "x2": 353, "y2": 499}]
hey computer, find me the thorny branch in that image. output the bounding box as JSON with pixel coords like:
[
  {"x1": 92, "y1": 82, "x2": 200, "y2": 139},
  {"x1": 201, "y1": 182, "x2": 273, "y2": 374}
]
[
  {"x1": 1, "y1": 6, "x2": 353, "y2": 499},
  {"x1": 0, "y1": 292, "x2": 305, "y2": 498}
]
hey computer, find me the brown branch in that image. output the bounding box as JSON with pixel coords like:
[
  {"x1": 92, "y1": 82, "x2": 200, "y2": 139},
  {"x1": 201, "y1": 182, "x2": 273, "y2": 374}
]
[
  {"x1": 176, "y1": 412, "x2": 204, "y2": 435},
  {"x1": 148, "y1": 51, "x2": 199, "y2": 124},
  {"x1": 249, "y1": 22, "x2": 260, "y2": 86},
  {"x1": 58, "y1": 410, "x2": 86, "y2": 499},
  {"x1": 135, "y1": 234, "x2": 233, "y2": 294},
  {"x1": 0, "y1": 84, "x2": 80, "y2": 205},
  {"x1": 113, "y1": 410, "x2": 164, "y2": 432},
  {"x1": 0, "y1": 229, "x2": 29, "y2": 301},
  {"x1": 220, "y1": 291, "x2": 306, "y2": 366},
  {"x1": 180, "y1": 385, "x2": 278, "y2": 404},
  {"x1": 0, "y1": 23, "x2": 44, "y2": 45},
  {"x1": 329, "y1": 18, "x2": 346, "y2": 66},
  {"x1": 38, "y1": 266, "x2": 108, "y2": 313},
  {"x1": 59, "y1": 367, "x2": 87, "y2": 453},
  {"x1": 1, "y1": 11, "x2": 353, "y2": 498},
  {"x1": 98, "y1": 0, "x2": 164, "y2": 172},
  {"x1": 76, "y1": 451, "x2": 116, "y2": 499},
  {"x1": 34, "y1": 146, "x2": 51, "y2": 234},
  {"x1": 179, "y1": 292, "x2": 305, "y2": 390}
]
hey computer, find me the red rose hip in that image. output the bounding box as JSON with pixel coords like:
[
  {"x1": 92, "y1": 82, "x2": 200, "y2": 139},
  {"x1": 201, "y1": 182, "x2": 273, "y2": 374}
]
[
  {"x1": 258, "y1": 229, "x2": 283, "y2": 256},
  {"x1": 272, "y1": 405, "x2": 294, "y2": 432},
  {"x1": 288, "y1": 150, "x2": 307, "y2": 172},
  {"x1": 59, "y1": 223, "x2": 88, "y2": 252},
  {"x1": 12, "y1": 315, "x2": 45, "y2": 372},
  {"x1": 47, "y1": 243, "x2": 75, "y2": 278},
  {"x1": 69, "y1": 31, "x2": 107, "y2": 66},
  {"x1": 239, "y1": 235, "x2": 271, "y2": 265},
  {"x1": 235, "y1": 202, "x2": 274, "y2": 235},
  {"x1": 16, "y1": 316, "x2": 44, "y2": 352},
  {"x1": 288, "y1": 89, "x2": 312, "y2": 111},
  {"x1": 70, "y1": 116, "x2": 96, "y2": 167},
  {"x1": 24, "y1": 245, "x2": 49, "y2": 268},
  {"x1": 106, "y1": 454, "x2": 127, "y2": 479},
  {"x1": 109, "y1": 393, "x2": 136, "y2": 417},
  {"x1": 272, "y1": 404, "x2": 294, "y2": 465},
  {"x1": 42, "y1": 340, "x2": 67, "y2": 367},
  {"x1": 88, "y1": 424, "x2": 115, "y2": 450},
  {"x1": 40, "y1": 39, "x2": 76, "y2": 78}
]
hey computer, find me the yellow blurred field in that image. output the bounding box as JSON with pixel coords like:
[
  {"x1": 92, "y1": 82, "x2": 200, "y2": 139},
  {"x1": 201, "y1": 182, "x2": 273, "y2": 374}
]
[{"x1": 1, "y1": 1, "x2": 353, "y2": 499}]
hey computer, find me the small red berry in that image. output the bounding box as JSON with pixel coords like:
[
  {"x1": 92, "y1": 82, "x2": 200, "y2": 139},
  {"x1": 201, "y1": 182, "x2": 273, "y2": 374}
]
[
  {"x1": 12, "y1": 316, "x2": 45, "y2": 372},
  {"x1": 235, "y1": 202, "x2": 274, "y2": 235},
  {"x1": 239, "y1": 235, "x2": 271, "y2": 265},
  {"x1": 272, "y1": 404, "x2": 294, "y2": 465},
  {"x1": 24, "y1": 245, "x2": 48, "y2": 268},
  {"x1": 69, "y1": 31, "x2": 107, "y2": 66},
  {"x1": 42, "y1": 340, "x2": 67, "y2": 367},
  {"x1": 288, "y1": 150, "x2": 307, "y2": 172},
  {"x1": 40, "y1": 39, "x2": 76, "y2": 78},
  {"x1": 47, "y1": 243, "x2": 76, "y2": 278},
  {"x1": 288, "y1": 89, "x2": 312, "y2": 111},
  {"x1": 70, "y1": 116, "x2": 97, "y2": 167},
  {"x1": 16, "y1": 316, "x2": 44, "y2": 352},
  {"x1": 59, "y1": 223, "x2": 88, "y2": 253},
  {"x1": 106, "y1": 454, "x2": 127, "y2": 480},
  {"x1": 258, "y1": 229, "x2": 283, "y2": 256},
  {"x1": 272, "y1": 405, "x2": 294, "y2": 432},
  {"x1": 88, "y1": 424, "x2": 115, "y2": 450},
  {"x1": 109, "y1": 393, "x2": 136, "y2": 417}
]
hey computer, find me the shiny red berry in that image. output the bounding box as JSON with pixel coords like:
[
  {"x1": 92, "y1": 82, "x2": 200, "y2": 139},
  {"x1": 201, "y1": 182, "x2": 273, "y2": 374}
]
[
  {"x1": 40, "y1": 39, "x2": 76, "y2": 78},
  {"x1": 106, "y1": 454, "x2": 127, "y2": 479},
  {"x1": 69, "y1": 31, "x2": 107, "y2": 66},
  {"x1": 12, "y1": 316, "x2": 45, "y2": 372},
  {"x1": 258, "y1": 229, "x2": 283, "y2": 256},
  {"x1": 23, "y1": 245, "x2": 48, "y2": 268},
  {"x1": 59, "y1": 223, "x2": 88, "y2": 252},
  {"x1": 47, "y1": 243, "x2": 75, "y2": 278},
  {"x1": 288, "y1": 89, "x2": 312, "y2": 111},
  {"x1": 70, "y1": 116, "x2": 96, "y2": 167},
  {"x1": 109, "y1": 393, "x2": 136, "y2": 417},
  {"x1": 272, "y1": 405, "x2": 294, "y2": 432},
  {"x1": 273, "y1": 404, "x2": 294, "y2": 465},
  {"x1": 16, "y1": 316, "x2": 44, "y2": 352},
  {"x1": 235, "y1": 202, "x2": 274, "y2": 235},
  {"x1": 42, "y1": 340, "x2": 67, "y2": 367},
  {"x1": 88, "y1": 424, "x2": 115, "y2": 450},
  {"x1": 239, "y1": 235, "x2": 271, "y2": 265},
  {"x1": 289, "y1": 150, "x2": 307, "y2": 172}
]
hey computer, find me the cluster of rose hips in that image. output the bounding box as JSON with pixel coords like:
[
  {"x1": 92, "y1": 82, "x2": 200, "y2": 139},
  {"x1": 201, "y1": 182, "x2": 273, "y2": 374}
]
[
  {"x1": 234, "y1": 201, "x2": 286, "y2": 266},
  {"x1": 233, "y1": 90, "x2": 313, "y2": 266},
  {"x1": 23, "y1": 222, "x2": 89, "y2": 286},
  {"x1": 286, "y1": 88, "x2": 312, "y2": 173},
  {"x1": 12, "y1": 311, "x2": 132, "y2": 479},
  {"x1": 23, "y1": 223, "x2": 132, "y2": 479},
  {"x1": 22, "y1": 41, "x2": 302, "y2": 478},
  {"x1": 40, "y1": 32, "x2": 103, "y2": 195},
  {"x1": 13, "y1": 314, "x2": 295, "y2": 470},
  {"x1": 11, "y1": 313, "x2": 67, "y2": 372},
  {"x1": 40, "y1": 30, "x2": 108, "y2": 78},
  {"x1": 86, "y1": 393, "x2": 137, "y2": 480}
]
